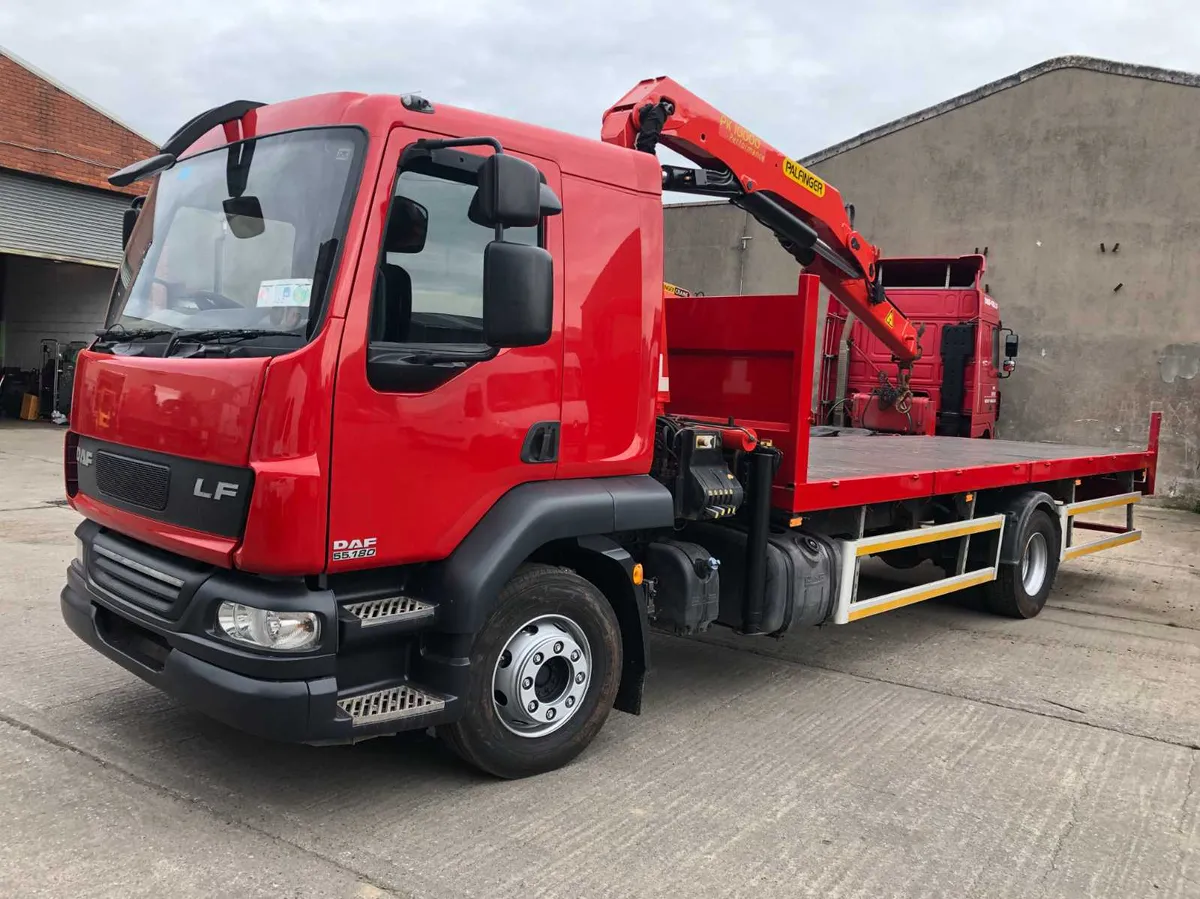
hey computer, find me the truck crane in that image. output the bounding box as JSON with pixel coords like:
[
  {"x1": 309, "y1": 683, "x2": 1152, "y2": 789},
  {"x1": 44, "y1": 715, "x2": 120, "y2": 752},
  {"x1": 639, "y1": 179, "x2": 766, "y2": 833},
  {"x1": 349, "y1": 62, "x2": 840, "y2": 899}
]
[
  {"x1": 60, "y1": 77, "x2": 1159, "y2": 779},
  {"x1": 602, "y1": 77, "x2": 923, "y2": 409}
]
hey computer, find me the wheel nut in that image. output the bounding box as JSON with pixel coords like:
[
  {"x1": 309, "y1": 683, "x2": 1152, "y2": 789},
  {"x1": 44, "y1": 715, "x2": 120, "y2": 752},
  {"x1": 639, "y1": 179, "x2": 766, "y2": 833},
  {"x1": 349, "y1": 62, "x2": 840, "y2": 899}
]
[
  {"x1": 565, "y1": 696, "x2": 576, "y2": 708},
  {"x1": 527, "y1": 700, "x2": 538, "y2": 713},
  {"x1": 533, "y1": 652, "x2": 544, "y2": 665},
  {"x1": 546, "y1": 708, "x2": 556, "y2": 720},
  {"x1": 522, "y1": 677, "x2": 533, "y2": 689},
  {"x1": 554, "y1": 641, "x2": 564, "y2": 653},
  {"x1": 570, "y1": 650, "x2": 580, "y2": 662},
  {"x1": 575, "y1": 672, "x2": 585, "y2": 684}
]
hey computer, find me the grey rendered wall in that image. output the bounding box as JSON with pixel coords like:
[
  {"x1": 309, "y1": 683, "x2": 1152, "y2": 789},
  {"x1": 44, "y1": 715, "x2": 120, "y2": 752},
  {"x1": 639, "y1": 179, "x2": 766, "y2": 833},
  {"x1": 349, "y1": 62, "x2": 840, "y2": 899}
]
[
  {"x1": 2, "y1": 255, "x2": 114, "y2": 369},
  {"x1": 664, "y1": 67, "x2": 1200, "y2": 503}
]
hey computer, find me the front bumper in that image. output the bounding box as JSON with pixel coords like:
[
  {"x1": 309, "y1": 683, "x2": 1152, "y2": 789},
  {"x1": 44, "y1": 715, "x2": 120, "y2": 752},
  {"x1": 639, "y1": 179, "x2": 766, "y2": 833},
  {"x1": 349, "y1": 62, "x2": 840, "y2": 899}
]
[{"x1": 61, "y1": 522, "x2": 462, "y2": 743}]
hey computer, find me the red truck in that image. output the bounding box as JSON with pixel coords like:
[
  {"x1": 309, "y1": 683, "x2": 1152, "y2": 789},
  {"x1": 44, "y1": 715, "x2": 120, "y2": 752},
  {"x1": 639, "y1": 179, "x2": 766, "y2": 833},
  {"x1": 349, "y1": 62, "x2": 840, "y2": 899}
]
[
  {"x1": 818, "y1": 254, "x2": 1018, "y2": 437},
  {"x1": 61, "y1": 79, "x2": 1160, "y2": 778}
]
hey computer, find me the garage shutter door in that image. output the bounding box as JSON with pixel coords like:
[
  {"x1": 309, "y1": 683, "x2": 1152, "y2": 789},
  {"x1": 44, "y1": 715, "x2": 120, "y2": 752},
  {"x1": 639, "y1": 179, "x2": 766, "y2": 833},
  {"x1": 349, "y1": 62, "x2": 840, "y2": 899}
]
[{"x1": 0, "y1": 169, "x2": 128, "y2": 267}]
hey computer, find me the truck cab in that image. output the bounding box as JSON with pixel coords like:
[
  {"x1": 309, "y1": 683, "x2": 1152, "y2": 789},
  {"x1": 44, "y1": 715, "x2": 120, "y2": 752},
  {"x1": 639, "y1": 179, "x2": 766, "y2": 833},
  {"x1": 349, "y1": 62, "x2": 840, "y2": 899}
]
[
  {"x1": 831, "y1": 255, "x2": 1019, "y2": 437},
  {"x1": 63, "y1": 92, "x2": 672, "y2": 776}
]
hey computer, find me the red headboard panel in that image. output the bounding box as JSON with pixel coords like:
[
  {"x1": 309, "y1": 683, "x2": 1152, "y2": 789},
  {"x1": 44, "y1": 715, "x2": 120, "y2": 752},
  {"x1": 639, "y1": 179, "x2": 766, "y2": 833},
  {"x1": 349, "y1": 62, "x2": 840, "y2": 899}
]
[{"x1": 664, "y1": 274, "x2": 819, "y2": 510}]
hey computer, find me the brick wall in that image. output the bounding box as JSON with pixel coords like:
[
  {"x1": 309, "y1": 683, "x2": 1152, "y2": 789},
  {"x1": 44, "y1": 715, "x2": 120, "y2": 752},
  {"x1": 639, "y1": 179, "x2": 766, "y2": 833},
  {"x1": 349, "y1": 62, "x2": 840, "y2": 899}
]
[{"x1": 0, "y1": 53, "x2": 155, "y2": 196}]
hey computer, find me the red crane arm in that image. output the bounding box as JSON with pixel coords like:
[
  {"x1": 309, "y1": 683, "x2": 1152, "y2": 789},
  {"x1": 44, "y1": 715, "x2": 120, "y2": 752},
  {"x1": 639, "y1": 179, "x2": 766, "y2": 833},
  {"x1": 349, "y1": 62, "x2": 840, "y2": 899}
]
[{"x1": 601, "y1": 76, "x2": 921, "y2": 363}]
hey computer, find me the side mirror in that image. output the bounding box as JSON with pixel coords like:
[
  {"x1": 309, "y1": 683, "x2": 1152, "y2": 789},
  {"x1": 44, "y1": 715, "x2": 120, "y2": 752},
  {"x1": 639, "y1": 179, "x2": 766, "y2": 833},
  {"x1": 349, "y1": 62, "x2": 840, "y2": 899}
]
[
  {"x1": 121, "y1": 195, "x2": 146, "y2": 249},
  {"x1": 382, "y1": 196, "x2": 429, "y2": 254},
  {"x1": 475, "y1": 154, "x2": 542, "y2": 228},
  {"x1": 122, "y1": 208, "x2": 139, "y2": 249},
  {"x1": 1004, "y1": 333, "x2": 1019, "y2": 358},
  {"x1": 482, "y1": 241, "x2": 553, "y2": 347}
]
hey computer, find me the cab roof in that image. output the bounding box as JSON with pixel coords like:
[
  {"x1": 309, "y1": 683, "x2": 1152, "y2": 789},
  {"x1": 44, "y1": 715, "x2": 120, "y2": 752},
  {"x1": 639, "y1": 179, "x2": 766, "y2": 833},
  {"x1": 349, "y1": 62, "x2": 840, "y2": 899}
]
[{"x1": 183, "y1": 91, "x2": 662, "y2": 195}]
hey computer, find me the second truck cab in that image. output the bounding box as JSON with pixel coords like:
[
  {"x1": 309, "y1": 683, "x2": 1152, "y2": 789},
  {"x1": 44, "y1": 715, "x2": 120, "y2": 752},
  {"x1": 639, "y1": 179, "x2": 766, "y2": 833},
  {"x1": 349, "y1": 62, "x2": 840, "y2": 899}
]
[{"x1": 821, "y1": 255, "x2": 1019, "y2": 437}]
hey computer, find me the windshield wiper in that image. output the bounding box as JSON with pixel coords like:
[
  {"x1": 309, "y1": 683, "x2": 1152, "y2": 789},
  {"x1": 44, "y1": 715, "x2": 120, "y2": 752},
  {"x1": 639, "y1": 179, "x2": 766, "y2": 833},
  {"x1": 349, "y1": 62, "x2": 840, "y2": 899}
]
[
  {"x1": 172, "y1": 328, "x2": 301, "y2": 342},
  {"x1": 164, "y1": 328, "x2": 303, "y2": 356},
  {"x1": 94, "y1": 324, "x2": 175, "y2": 342}
]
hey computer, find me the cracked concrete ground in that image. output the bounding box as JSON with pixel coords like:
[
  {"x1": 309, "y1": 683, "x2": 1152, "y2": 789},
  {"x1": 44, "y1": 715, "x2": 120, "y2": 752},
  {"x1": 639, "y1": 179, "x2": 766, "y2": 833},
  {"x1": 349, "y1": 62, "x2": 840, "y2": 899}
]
[{"x1": 1, "y1": 420, "x2": 1197, "y2": 898}]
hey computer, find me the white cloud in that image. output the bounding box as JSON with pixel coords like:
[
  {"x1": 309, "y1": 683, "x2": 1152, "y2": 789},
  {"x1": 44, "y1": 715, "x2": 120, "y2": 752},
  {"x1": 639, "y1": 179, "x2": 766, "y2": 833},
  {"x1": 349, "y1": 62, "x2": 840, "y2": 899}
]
[{"x1": 1, "y1": 0, "x2": 1197, "y2": 159}]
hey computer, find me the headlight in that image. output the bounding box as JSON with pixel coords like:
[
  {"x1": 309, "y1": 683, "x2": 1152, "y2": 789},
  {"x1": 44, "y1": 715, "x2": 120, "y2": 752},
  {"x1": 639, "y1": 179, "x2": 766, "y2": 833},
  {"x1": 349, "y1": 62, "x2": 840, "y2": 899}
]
[{"x1": 216, "y1": 602, "x2": 321, "y2": 652}]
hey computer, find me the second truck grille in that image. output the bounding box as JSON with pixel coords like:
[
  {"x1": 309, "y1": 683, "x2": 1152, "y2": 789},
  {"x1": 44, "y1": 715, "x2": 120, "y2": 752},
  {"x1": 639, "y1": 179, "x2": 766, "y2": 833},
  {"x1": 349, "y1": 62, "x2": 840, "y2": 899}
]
[{"x1": 95, "y1": 452, "x2": 170, "y2": 511}]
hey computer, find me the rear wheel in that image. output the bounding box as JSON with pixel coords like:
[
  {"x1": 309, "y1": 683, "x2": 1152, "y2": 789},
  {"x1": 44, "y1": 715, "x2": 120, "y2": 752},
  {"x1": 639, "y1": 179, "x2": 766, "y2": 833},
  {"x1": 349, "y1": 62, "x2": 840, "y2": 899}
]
[
  {"x1": 438, "y1": 564, "x2": 622, "y2": 778},
  {"x1": 985, "y1": 509, "x2": 1058, "y2": 618}
]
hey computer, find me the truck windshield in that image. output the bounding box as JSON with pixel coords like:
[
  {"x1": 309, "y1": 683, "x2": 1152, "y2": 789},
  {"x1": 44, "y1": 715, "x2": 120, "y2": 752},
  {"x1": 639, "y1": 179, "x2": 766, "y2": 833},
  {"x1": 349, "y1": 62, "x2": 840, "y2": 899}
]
[{"x1": 107, "y1": 127, "x2": 364, "y2": 342}]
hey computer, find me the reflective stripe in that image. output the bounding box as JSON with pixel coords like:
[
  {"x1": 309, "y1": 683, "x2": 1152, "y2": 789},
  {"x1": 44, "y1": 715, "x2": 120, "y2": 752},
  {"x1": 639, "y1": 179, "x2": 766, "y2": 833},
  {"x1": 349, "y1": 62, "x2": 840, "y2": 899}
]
[
  {"x1": 1065, "y1": 492, "x2": 1140, "y2": 516},
  {"x1": 847, "y1": 568, "x2": 996, "y2": 621},
  {"x1": 853, "y1": 515, "x2": 1005, "y2": 557},
  {"x1": 1063, "y1": 529, "x2": 1141, "y2": 561}
]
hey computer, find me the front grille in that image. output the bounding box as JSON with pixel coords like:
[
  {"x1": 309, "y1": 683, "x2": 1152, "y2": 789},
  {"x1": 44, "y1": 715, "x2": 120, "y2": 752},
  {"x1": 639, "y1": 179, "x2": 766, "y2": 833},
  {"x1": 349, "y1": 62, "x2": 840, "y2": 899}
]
[
  {"x1": 88, "y1": 543, "x2": 184, "y2": 616},
  {"x1": 338, "y1": 685, "x2": 446, "y2": 726},
  {"x1": 95, "y1": 451, "x2": 170, "y2": 511}
]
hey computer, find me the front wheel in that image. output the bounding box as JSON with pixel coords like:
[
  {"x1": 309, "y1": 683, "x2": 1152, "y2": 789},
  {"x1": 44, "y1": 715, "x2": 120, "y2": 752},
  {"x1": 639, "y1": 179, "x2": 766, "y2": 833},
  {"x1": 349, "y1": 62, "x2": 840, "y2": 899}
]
[
  {"x1": 985, "y1": 509, "x2": 1059, "y2": 618},
  {"x1": 438, "y1": 564, "x2": 622, "y2": 778}
]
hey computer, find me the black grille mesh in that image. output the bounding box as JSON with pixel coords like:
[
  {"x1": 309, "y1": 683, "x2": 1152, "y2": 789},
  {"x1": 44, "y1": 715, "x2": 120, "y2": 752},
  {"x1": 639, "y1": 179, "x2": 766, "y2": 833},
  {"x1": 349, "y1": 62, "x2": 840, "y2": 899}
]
[{"x1": 95, "y1": 452, "x2": 170, "y2": 511}]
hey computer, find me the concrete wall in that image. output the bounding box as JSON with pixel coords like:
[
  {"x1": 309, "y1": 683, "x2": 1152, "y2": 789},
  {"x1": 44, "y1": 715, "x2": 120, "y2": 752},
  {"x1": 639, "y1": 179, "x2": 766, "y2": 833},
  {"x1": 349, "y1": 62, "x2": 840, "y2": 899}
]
[
  {"x1": 664, "y1": 66, "x2": 1200, "y2": 503},
  {"x1": 0, "y1": 254, "x2": 113, "y2": 369}
]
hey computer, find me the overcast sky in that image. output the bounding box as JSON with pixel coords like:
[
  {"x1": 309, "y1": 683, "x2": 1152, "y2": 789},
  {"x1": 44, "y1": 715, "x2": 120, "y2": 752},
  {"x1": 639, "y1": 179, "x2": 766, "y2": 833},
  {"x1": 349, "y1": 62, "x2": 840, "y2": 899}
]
[{"x1": 2, "y1": 0, "x2": 1198, "y2": 158}]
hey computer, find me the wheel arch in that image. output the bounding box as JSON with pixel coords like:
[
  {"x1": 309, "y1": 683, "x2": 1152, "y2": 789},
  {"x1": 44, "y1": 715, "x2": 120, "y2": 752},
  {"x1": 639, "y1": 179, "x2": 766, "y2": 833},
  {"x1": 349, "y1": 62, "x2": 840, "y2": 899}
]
[
  {"x1": 532, "y1": 536, "x2": 650, "y2": 715},
  {"x1": 983, "y1": 489, "x2": 1062, "y2": 566},
  {"x1": 422, "y1": 476, "x2": 671, "y2": 715}
]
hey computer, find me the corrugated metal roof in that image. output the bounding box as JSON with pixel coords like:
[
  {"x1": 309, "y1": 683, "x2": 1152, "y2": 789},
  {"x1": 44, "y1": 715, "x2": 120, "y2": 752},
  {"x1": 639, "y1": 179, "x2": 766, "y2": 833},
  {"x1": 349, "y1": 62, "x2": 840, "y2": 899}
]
[{"x1": 0, "y1": 169, "x2": 126, "y2": 267}]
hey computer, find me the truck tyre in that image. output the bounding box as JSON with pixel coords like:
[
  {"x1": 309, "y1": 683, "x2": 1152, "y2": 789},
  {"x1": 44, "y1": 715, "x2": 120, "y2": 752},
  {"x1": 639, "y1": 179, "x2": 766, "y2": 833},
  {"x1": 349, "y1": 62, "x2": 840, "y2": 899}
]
[
  {"x1": 879, "y1": 547, "x2": 923, "y2": 569},
  {"x1": 985, "y1": 508, "x2": 1058, "y2": 618},
  {"x1": 438, "y1": 564, "x2": 623, "y2": 778}
]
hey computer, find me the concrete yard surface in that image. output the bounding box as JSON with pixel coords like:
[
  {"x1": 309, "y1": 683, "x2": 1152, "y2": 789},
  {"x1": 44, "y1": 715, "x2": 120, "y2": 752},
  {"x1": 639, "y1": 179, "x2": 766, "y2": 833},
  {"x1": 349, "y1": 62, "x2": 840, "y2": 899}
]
[{"x1": 0, "y1": 419, "x2": 1197, "y2": 898}]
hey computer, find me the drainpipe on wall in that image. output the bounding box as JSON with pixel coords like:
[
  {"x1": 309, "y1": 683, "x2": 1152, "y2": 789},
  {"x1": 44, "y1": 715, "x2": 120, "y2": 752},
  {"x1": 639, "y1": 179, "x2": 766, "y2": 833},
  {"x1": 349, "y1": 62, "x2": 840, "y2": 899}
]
[{"x1": 735, "y1": 209, "x2": 752, "y2": 295}]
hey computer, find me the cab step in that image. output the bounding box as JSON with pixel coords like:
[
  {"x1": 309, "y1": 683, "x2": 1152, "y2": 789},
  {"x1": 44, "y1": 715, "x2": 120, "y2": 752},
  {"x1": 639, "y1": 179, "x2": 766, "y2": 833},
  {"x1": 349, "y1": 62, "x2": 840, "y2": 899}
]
[
  {"x1": 343, "y1": 595, "x2": 435, "y2": 626},
  {"x1": 337, "y1": 684, "x2": 447, "y2": 727}
]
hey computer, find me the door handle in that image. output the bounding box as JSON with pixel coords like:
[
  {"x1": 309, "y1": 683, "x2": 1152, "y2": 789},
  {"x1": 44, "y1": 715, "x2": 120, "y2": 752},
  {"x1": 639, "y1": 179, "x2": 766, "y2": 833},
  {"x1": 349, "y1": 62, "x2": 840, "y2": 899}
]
[{"x1": 521, "y1": 421, "x2": 560, "y2": 464}]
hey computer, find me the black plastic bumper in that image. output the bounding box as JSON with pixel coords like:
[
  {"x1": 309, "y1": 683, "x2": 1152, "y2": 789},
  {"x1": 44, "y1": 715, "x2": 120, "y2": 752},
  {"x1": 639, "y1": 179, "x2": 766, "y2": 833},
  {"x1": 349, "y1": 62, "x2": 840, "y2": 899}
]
[
  {"x1": 61, "y1": 527, "x2": 462, "y2": 744},
  {"x1": 61, "y1": 565, "x2": 353, "y2": 742}
]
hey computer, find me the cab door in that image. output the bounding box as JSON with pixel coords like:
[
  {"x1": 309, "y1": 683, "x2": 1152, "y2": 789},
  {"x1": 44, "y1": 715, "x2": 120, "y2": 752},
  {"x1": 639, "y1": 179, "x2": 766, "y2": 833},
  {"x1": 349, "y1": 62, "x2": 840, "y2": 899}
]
[{"x1": 328, "y1": 127, "x2": 564, "y2": 570}]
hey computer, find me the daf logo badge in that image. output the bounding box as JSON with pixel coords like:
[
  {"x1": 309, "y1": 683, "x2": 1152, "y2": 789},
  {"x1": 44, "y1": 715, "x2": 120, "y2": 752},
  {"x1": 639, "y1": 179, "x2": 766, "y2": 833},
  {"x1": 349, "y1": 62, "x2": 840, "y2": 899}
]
[{"x1": 76, "y1": 447, "x2": 93, "y2": 467}]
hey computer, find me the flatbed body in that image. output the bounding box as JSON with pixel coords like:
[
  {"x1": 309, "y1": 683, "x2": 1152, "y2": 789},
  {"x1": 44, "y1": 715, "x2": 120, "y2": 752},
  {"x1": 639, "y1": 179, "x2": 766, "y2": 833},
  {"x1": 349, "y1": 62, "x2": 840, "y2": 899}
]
[
  {"x1": 664, "y1": 274, "x2": 1155, "y2": 513},
  {"x1": 802, "y1": 434, "x2": 1154, "y2": 511}
]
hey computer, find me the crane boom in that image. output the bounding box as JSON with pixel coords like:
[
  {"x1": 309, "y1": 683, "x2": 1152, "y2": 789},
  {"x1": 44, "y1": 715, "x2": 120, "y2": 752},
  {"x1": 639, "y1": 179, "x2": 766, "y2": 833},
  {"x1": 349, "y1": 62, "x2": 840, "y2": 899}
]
[{"x1": 601, "y1": 76, "x2": 922, "y2": 364}]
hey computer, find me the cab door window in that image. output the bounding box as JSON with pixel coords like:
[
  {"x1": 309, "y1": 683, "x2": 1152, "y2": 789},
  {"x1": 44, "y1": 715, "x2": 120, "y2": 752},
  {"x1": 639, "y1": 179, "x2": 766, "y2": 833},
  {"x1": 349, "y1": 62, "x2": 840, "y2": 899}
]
[{"x1": 370, "y1": 160, "x2": 538, "y2": 348}]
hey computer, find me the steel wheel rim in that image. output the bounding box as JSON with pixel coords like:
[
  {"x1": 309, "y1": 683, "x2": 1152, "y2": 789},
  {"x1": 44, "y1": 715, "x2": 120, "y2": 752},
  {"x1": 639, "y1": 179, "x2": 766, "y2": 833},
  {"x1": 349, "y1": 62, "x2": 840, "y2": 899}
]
[
  {"x1": 1021, "y1": 531, "x2": 1049, "y2": 594},
  {"x1": 492, "y1": 615, "x2": 592, "y2": 738}
]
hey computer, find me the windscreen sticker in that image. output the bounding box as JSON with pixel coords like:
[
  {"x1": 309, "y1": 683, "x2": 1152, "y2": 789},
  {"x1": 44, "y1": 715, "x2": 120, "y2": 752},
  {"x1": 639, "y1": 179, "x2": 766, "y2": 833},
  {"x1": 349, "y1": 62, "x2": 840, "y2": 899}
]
[{"x1": 257, "y1": 279, "x2": 313, "y2": 308}]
